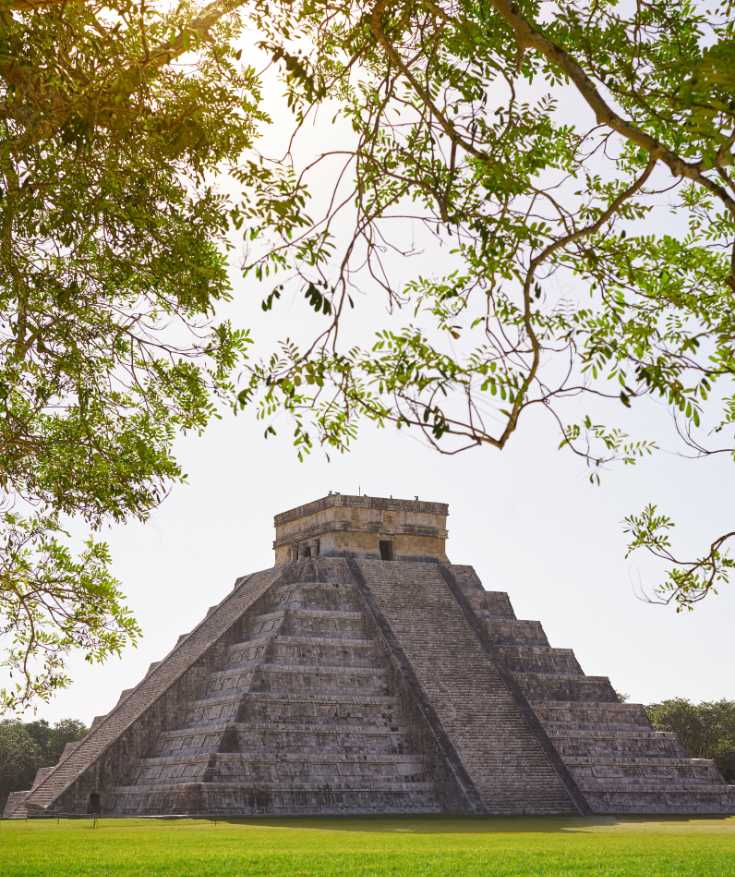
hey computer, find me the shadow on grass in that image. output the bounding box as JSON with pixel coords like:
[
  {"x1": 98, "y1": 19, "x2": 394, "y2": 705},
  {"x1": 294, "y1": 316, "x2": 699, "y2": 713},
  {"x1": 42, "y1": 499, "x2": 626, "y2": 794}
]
[
  {"x1": 44, "y1": 813, "x2": 616, "y2": 834},
  {"x1": 19, "y1": 812, "x2": 733, "y2": 835},
  {"x1": 214, "y1": 814, "x2": 615, "y2": 834},
  {"x1": 183, "y1": 813, "x2": 732, "y2": 834}
]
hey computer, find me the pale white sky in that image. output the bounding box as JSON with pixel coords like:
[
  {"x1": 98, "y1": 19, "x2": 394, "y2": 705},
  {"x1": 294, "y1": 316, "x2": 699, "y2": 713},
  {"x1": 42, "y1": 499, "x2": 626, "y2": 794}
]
[{"x1": 13, "y1": 32, "x2": 735, "y2": 725}]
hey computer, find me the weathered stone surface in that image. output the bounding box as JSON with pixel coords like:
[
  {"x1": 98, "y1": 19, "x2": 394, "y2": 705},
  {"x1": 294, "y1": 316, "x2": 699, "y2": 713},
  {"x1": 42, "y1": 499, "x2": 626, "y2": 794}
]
[
  {"x1": 347, "y1": 558, "x2": 581, "y2": 815},
  {"x1": 31, "y1": 767, "x2": 54, "y2": 790},
  {"x1": 12, "y1": 494, "x2": 734, "y2": 818},
  {"x1": 101, "y1": 572, "x2": 440, "y2": 816},
  {"x1": 3, "y1": 790, "x2": 30, "y2": 818},
  {"x1": 23, "y1": 567, "x2": 282, "y2": 814},
  {"x1": 274, "y1": 494, "x2": 448, "y2": 564},
  {"x1": 466, "y1": 571, "x2": 735, "y2": 814}
]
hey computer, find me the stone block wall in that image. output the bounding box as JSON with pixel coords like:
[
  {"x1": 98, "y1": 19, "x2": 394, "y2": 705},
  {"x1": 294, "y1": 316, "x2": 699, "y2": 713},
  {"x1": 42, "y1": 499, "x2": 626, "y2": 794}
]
[{"x1": 273, "y1": 495, "x2": 449, "y2": 564}]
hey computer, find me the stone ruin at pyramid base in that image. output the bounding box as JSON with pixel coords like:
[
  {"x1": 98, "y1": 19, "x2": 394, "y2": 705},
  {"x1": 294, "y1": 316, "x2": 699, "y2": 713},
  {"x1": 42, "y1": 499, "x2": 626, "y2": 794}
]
[{"x1": 6, "y1": 494, "x2": 734, "y2": 819}]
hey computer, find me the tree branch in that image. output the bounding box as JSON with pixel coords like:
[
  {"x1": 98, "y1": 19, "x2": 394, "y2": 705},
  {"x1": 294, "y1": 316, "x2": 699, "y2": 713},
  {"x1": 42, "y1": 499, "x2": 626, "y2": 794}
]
[{"x1": 486, "y1": 0, "x2": 735, "y2": 217}]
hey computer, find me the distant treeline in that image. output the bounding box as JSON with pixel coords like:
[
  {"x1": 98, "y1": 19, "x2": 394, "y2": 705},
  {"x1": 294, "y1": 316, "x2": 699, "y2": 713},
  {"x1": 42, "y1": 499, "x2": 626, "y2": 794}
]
[
  {"x1": 646, "y1": 699, "x2": 735, "y2": 782},
  {"x1": 1, "y1": 700, "x2": 733, "y2": 811},
  {"x1": 1, "y1": 718, "x2": 88, "y2": 812}
]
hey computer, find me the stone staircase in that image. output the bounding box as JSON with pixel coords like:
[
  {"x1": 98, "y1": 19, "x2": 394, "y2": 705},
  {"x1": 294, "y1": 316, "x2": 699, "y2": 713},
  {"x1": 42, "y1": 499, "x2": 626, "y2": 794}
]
[
  {"x1": 3, "y1": 791, "x2": 30, "y2": 819},
  {"x1": 106, "y1": 576, "x2": 439, "y2": 815},
  {"x1": 451, "y1": 565, "x2": 735, "y2": 814},
  {"x1": 348, "y1": 558, "x2": 581, "y2": 815}
]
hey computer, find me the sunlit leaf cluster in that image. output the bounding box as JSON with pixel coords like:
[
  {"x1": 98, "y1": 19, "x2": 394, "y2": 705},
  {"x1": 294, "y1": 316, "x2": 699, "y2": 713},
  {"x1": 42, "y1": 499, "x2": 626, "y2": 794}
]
[{"x1": 0, "y1": 0, "x2": 262, "y2": 707}]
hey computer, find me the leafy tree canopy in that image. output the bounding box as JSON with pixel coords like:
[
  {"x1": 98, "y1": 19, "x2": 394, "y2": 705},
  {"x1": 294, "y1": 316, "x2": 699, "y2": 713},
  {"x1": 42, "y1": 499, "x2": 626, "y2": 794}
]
[
  {"x1": 0, "y1": 716, "x2": 88, "y2": 809},
  {"x1": 1, "y1": 0, "x2": 734, "y2": 707},
  {"x1": 240, "y1": 0, "x2": 735, "y2": 612},
  {"x1": 25, "y1": 716, "x2": 88, "y2": 763},
  {"x1": 0, "y1": 0, "x2": 268, "y2": 709},
  {"x1": 0, "y1": 719, "x2": 41, "y2": 808}
]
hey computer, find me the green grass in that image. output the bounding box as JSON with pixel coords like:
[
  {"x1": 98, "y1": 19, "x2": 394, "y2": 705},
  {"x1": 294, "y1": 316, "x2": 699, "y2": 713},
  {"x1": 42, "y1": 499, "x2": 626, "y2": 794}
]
[{"x1": 1, "y1": 815, "x2": 734, "y2": 876}]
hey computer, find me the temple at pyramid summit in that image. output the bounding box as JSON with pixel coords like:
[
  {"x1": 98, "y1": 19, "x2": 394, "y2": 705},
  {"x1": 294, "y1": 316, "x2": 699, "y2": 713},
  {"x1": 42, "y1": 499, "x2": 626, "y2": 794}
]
[{"x1": 6, "y1": 494, "x2": 735, "y2": 818}]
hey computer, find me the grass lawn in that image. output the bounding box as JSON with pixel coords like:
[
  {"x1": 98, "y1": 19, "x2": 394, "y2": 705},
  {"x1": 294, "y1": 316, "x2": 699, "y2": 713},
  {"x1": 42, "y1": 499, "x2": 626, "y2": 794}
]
[{"x1": 1, "y1": 815, "x2": 734, "y2": 876}]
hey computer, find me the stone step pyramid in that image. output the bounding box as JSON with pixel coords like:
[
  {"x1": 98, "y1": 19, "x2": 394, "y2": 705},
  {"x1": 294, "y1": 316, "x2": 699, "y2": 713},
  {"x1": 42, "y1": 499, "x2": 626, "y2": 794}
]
[{"x1": 6, "y1": 495, "x2": 734, "y2": 817}]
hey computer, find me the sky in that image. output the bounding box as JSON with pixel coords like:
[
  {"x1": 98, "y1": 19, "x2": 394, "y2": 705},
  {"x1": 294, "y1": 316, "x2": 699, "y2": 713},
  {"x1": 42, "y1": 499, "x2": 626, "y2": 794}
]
[{"x1": 11, "y1": 30, "x2": 735, "y2": 727}]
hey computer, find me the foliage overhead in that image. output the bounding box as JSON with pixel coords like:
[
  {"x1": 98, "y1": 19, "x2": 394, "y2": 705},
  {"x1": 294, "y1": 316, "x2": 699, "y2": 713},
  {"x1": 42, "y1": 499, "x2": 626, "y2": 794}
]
[
  {"x1": 0, "y1": 0, "x2": 262, "y2": 709},
  {"x1": 2, "y1": 0, "x2": 735, "y2": 707},
  {"x1": 237, "y1": 0, "x2": 735, "y2": 611}
]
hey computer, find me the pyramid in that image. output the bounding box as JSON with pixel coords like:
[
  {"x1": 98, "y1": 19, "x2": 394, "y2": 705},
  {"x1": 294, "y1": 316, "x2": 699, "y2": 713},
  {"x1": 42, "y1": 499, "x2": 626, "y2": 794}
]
[{"x1": 6, "y1": 494, "x2": 734, "y2": 818}]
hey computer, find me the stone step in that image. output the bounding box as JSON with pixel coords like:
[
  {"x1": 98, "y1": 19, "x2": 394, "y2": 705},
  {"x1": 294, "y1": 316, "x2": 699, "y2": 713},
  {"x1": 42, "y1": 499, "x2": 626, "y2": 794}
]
[
  {"x1": 544, "y1": 721, "x2": 656, "y2": 736},
  {"x1": 156, "y1": 724, "x2": 228, "y2": 757},
  {"x1": 485, "y1": 619, "x2": 549, "y2": 646},
  {"x1": 226, "y1": 632, "x2": 274, "y2": 663},
  {"x1": 266, "y1": 636, "x2": 382, "y2": 668},
  {"x1": 231, "y1": 724, "x2": 413, "y2": 756},
  {"x1": 268, "y1": 580, "x2": 358, "y2": 595},
  {"x1": 248, "y1": 608, "x2": 367, "y2": 640},
  {"x1": 569, "y1": 758, "x2": 724, "y2": 788},
  {"x1": 240, "y1": 690, "x2": 398, "y2": 705},
  {"x1": 161, "y1": 721, "x2": 228, "y2": 739},
  {"x1": 585, "y1": 787, "x2": 735, "y2": 815},
  {"x1": 282, "y1": 608, "x2": 368, "y2": 639},
  {"x1": 184, "y1": 693, "x2": 243, "y2": 726},
  {"x1": 495, "y1": 645, "x2": 582, "y2": 675},
  {"x1": 109, "y1": 781, "x2": 438, "y2": 795},
  {"x1": 251, "y1": 663, "x2": 390, "y2": 696},
  {"x1": 550, "y1": 730, "x2": 686, "y2": 760},
  {"x1": 31, "y1": 766, "x2": 54, "y2": 789},
  {"x1": 60, "y1": 742, "x2": 81, "y2": 760},
  {"x1": 239, "y1": 691, "x2": 403, "y2": 728},
  {"x1": 534, "y1": 701, "x2": 651, "y2": 731},
  {"x1": 205, "y1": 666, "x2": 257, "y2": 697},
  {"x1": 477, "y1": 591, "x2": 517, "y2": 619},
  {"x1": 513, "y1": 672, "x2": 617, "y2": 702},
  {"x1": 132, "y1": 751, "x2": 431, "y2": 787},
  {"x1": 227, "y1": 633, "x2": 377, "y2": 668},
  {"x1": 210, "y1": 753, "x2": 430, "y2": 785},
  {"x1": 352, "y1": 559, "x2": 576, "y2": 816},
  {"x1": 263, "y1": 581, "x2": 361, "y2": 612},
  {"x1": 108, "y1": 782, "x2": 440, "y2": 817},
  {"x1": 216, "y1": 752, "x2": 427, "y2": 765},
  {"x1": 439, "y1": 565, "x2": 486, "y2": 605},
  {"x1": 156, "y1": 719, "x2": 411, "y2": 755},
  {"x1": 188, "y1": 664, "x2": 399, "y2": 721},
  {"x1": 247, "y1": 611, "x2": 286, "y2": 639},
  {"x1": 204, "y1": 662, "x2": 390, "y2": 697},
  {"x1": 2, "y1": 790, "x2": 30, "y2": 818},
  {"x1": 131, "y1": 754, "x2": 210, "y2": 784},
  {"x1": 119, "y1": 761, "x2": 433, "y2": 792},
  {"x1": 253, "y1": 608, "x2": 365, "y2": 623}
]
